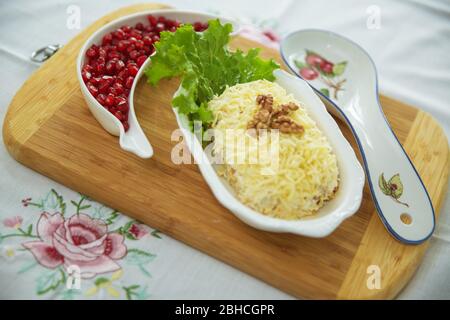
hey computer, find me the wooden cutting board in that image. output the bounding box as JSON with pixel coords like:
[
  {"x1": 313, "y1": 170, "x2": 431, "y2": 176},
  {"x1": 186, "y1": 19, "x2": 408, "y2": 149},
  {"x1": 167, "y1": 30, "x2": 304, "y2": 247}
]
[{"x1": 3, "y1": 3, "x2": 449, "y2": 299}]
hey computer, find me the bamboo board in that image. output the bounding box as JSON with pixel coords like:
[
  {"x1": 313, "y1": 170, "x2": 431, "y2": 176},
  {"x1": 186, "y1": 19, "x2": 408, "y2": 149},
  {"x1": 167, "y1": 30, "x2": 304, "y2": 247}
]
[{"x1": 3, "y1": 3, "x2": 449, "y2": 299}]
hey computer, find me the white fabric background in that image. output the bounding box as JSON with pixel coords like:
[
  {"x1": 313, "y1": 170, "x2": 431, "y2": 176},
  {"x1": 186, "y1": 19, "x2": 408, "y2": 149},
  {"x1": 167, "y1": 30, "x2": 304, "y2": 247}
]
[{"x1": 0, "y1": 0, "x2": 449, "y2": 299}]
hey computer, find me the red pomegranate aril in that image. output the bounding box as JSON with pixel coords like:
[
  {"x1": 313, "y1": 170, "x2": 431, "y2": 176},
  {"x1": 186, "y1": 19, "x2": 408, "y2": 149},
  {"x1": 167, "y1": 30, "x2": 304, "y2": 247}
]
[
  {"x1": 135, "y1": 22, "x2": 144, "y2": 30},
  {"x1": 112, "y1": 82, "x2": 124, "y2": 95},
  {"x1": 96, "y1": 93, "x2": 107, "y2": 105},
  {"x1": 105, "y1": 94, "x2": 116, "y2": 107},
  {"x1": 136, "y1": 55, "x2": 147, "y2": 67},
  {"x1": 151, "y1": 35, "x2": 160, "y2": 42},
  {"x1": 169, "y1": 26, "x2": 177, "y2": 32},
  {"x1": 129, "y1": 50, "x2": 139, "y2": 60},
  {"x1": 155, "y1": 22, "x2": 165, "y2": 32},
  {"x1": 114, "y1": 111, "x2": 124, "y2": 121},
  {"x1": 128, "y1": 64, "x2": 139, "y2": 76},
  {"x1": 91, "y1": 76, "x2": 101, "y2": 86},
  {"x1": 143, "y1": 36, "x2": 153, "y2": 46},
  {"x1": 117, "y1": 40, "x2": 128, "y2": 51},
  {"x1": 86, "y1": 45, "x2": 98, "y2": 58},
  {"x1": 125, "y1": 76, "x2": 134, "y2": 89},
  {"x1": 102, "y1": 33, "x2": 113, "y2": 45},
  {"x1": 193, "y1": 22, "x2": 203, "y2": 32},
  {"x1": 115, "y1": 29, "x2": 126, "y2": 40},
  {"x1": 148, "y1": 15, "x2": 157, "y2": 26},
  {"x1": 117, "y1": 101, "x2": 129, "y2": 113},
  {"x1": 122, "y1": 121, "x2": 130, "y2": 131},
  {"x1": 135, "y1": 40, "x2": 145, "y2": 49},
  {"x1": 82, "y1": 70, "x2": 92, "y2": 82},
  {"x1": 115, "y1": 59, "x2": 125, "y2": 71},
  {"x1": 87, "y1": 84, "x2": 98, "y2": 97},
  {"x1": 98, "y1": 48, "x2": 107, "y2": 58},
  {"x1": 121, "y1": 25, "x2": 132, "y2": 33},
  {"x1": 105, "y1": 60, "x2": 115, "y2": 74},
  {"x1": 108, "y1": 50, "x2": 121, "y2": 60}
]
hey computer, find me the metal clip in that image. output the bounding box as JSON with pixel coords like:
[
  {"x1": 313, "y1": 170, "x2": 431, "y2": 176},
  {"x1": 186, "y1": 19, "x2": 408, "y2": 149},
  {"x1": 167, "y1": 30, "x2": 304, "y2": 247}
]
[{"x1": 30, "y1": 44, "x2": 63, "y2": 63}]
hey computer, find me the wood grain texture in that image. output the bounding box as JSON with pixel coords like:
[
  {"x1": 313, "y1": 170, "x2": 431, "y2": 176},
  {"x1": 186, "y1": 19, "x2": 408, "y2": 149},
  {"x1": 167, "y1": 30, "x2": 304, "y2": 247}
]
[{"x1": 2, "y1": 4, "x2": 449, "y2": 299}]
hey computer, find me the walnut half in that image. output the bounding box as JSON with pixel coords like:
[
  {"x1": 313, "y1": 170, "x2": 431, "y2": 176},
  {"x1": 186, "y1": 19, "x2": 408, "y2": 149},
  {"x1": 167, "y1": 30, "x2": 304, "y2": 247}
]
[{"x1": 248, "y1": 94, "x2": 304, "y2": 135}]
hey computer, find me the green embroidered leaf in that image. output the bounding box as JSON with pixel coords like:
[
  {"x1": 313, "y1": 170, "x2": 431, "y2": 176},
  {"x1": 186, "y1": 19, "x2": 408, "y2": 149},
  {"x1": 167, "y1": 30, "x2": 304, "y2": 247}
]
[
  {"x1": 126, "y1": 249, "x2": 156, "y2": 265},
  {"x1": 105, "y1": 210, "x2": 120, "y2": 225},
  {"x1": 320, "y1": 88, "x2": 330, "y2": 97},
  {"x1": 42, "y1": 189, "x2": 66, "y2": 215},
  {"x1": 151, "y1": 229, "x2": 162, "y2": 239},
  {"x1": 122, "y1": 285, "x2": 141, "y2": 300},
  {"x1": 378, "y1": 173, "x2": 391, "y2": 196},
  {"x1": 332, "y1": 61, "x2": 347, "y2": 76},
  {"x1": 388, "y1": 174, "x2": 404, "y2": 199},
  {"x1": 36, "y1": 268, "x2": 66, "y2": 295},
  {"x1": 27, "y1": 224, "x2": 33, "y2": 235}
]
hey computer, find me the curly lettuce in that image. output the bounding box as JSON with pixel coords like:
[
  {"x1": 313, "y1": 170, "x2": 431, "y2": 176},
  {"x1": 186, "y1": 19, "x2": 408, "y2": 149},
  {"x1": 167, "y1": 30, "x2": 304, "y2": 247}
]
[{"x1": 144, "y1": 19, "x2": 279, "y2": 128}]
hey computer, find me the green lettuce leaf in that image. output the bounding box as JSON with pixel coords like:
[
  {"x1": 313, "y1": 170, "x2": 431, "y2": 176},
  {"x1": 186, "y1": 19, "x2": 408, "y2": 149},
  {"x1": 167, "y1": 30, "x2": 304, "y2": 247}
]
[{"x1": 144, "y1": 19, "x2": 279, "y2": 129}]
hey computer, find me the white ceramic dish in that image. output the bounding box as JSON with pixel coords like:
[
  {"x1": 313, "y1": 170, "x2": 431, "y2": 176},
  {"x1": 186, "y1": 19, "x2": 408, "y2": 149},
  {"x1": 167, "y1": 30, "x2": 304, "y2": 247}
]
[
  {"x1": 167, "y1": 69, "x2": 365, "y2": 237},
  {"x1": 77, "y1": 9, "x2": 239, "y2": 158}
]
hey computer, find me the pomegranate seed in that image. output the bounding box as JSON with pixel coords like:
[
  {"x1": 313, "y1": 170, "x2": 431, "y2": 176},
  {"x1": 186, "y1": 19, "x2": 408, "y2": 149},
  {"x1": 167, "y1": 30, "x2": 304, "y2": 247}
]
[
  {"x1": 102, "y1": 33, "x2": 113, "y2": 45},
  {"x1": 135, "y1": 22, "x2": 144, "y2": 30},
  {"x1": 112, "y1": 82, "x2": 124, "y2": 95},
  {"x1": 117, "y1": 100, "x2": 129, "y2": 113},
  {"x1": 135, "y1": 40, "x2": 144, "y2": 49},
  {"x1": 128, "y1": 64, "x2": 139, "y2": 76},
  {"x1": 115, "y1": 59, "x2": 125, "y2": 71},
  {"x1": 96, "y1": 93, "x2": 107, "y2": 105},
  {"x1": 108, "y1": 51, "x2": 121, "y2": 60},
  {"x1": 123, "y1": 121, "x2": 130, "y2": 131},
  {"x1": 114, "y1": 110, "x2": 123, "y2": 121},
  {"x1": 136, "y1": 55, "x2": 148, "y2": 67},
  {"x1": 115, "y1": 29, "x2": 125, "y2": 40},
  {"x1": 151, "y1": 35, "x2": 160, "y2": 43},
  {"x1": 147, "y1": 15, "x2": 157, "y2": 26},
  {"x1": 125, "y1": 76, "x2": 134, "y2": 89},
  {"x1": 117, "y1": 40, "x2": 128, "y2": 51},
  {"x1": 155, "y1": 22, "x2": 165, "y2": 32},
  {"x1": 98, "y1": 48, "x2": 107, "y2": 58},
  {"x1": 82, "y1": 70, "x2": 92, "y2": 82},
  {"x1": 86, "y1": 48, "x2": 97, "y2": 59},
  {"x1": 105, "y1": 93, "x2": 116, "y2": 107},
  {"x1": 91, "y1": 77, "x2": 101, "y2": 85},
  {"x1": 193, "y1": 22, "x2": 204, "y2": 32},
  {"x1": 126, "y1": 44, "x2": 136, "y2": 53},
  {"x1": 87, "y1": 84, "x2": 98, "y2": 97},
  {"x1": 105, "y1": 60, "x2": 115, "y2": 74},
  {"x1": 129, "y1": 50, "x2": 139, "y2": 60},
  {"x1": 121, "y1": 25, "x2": 132, "y2": 33},
  {"x1": 143, "y1": 36, "x2": 153, "y2": 46},
  {"x1": 157, "y1": 16, "x2": 166, "y2": 23}
]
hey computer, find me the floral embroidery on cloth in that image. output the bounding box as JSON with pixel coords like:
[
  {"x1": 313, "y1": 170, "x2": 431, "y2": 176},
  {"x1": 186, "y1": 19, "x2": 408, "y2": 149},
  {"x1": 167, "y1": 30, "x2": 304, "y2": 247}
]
[{"x1": 0, "y1": 189, "x2": 160, "y2": 299}]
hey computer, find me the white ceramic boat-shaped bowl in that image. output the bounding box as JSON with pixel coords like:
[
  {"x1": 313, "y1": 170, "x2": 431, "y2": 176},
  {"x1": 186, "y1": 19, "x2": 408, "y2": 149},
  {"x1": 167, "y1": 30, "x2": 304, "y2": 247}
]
[
  {"x1": 77, "y1": 9, "x2": 239, "y2": 158},
  {"x1": 171, "y1": 69, "x2": 365, "y2": 237}
]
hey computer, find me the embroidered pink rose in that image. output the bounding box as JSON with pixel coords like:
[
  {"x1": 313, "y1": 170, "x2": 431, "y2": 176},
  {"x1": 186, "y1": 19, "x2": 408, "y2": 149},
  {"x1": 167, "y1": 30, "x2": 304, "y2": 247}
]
[
  {"x1": 3, "y1": 216, "x2": 23, "y2": 229},
  {"x1": 23, "y1": 213, "x2": 127, "y2": 278}
]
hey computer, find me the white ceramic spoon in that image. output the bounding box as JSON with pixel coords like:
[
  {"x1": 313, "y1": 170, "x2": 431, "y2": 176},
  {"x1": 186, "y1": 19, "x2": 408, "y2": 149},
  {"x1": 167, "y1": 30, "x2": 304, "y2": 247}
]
[{"x1": 281, "y1": 29, "x2": 435, "y2": 244}]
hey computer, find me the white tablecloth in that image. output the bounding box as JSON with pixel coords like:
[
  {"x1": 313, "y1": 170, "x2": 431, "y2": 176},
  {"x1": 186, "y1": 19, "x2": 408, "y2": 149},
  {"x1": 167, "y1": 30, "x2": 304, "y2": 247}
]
[{"x1": 0, "y1": 0, "x2": 449, "y2": 299}]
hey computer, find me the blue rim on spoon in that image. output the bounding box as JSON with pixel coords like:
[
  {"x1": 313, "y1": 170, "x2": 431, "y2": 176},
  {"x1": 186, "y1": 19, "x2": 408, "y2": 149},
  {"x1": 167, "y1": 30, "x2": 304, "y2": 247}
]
[{"x1": 280, "y1": 29, "x2": 435, "y2": 245}]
